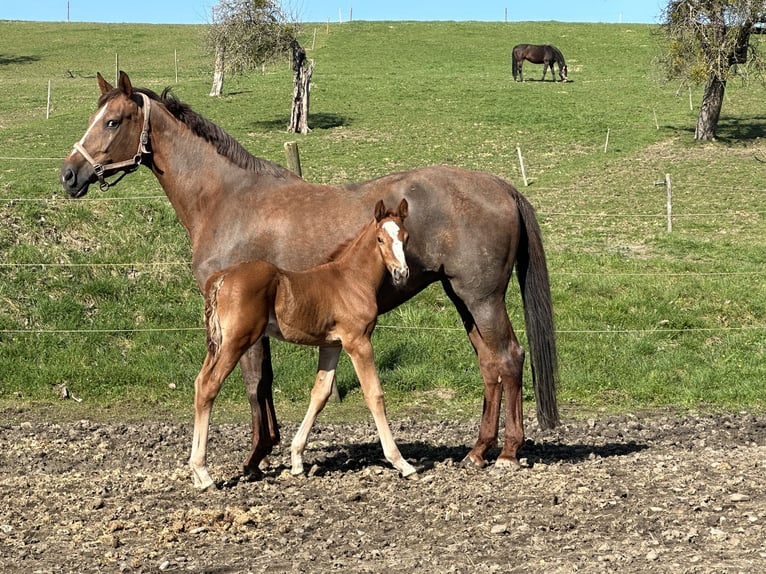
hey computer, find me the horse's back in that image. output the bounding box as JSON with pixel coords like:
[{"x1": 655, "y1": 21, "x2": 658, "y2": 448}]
[{"x1": 196, "y1": 165, "x2": 523, "y2": 308}]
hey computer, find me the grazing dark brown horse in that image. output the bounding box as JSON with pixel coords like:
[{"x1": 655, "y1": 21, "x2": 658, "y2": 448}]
[
  {"x1": 190, "y1": 199, "x2": 413, "y2": 490},
  {"x1": 512, "y1": 44, "x2": 568, "y2": 82},
  {"x1": 60, "y1": 71, "x2": 559, "y2": 479}
]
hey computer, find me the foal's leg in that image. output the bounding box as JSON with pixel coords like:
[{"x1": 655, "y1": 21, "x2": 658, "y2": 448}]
[
  {"x1": 290, "y1": 345, "x2": 342, "y2": 475},
  {"x1": 240, "y1": 339, "x2": 281, "y2": 475},
  {"x1": 344, "y1": 337, "x2": 417, "y2": 478},
  {"x1": 189, "y1": 351, "x2": 242, "y2": 490}
]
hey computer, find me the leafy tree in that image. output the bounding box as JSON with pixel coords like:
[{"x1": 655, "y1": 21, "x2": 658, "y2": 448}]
[
  {"x1": 660, "y1": 0, "x2": 766, "y2": 140},
  {"x1": 205, "y1": 0, "x2": 298, "y2": 96}
]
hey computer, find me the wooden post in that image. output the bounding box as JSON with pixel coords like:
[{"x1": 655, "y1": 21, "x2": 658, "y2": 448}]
[
  {"x1": 516, "y1": 144, "x2": 528, "y2": 186},
  {"x1": 283, "y1": 141, "x2": 302, "y2": 177},
  {"x1": 654, "y1": 173, "x2": 672, "y2": 232},
  {"x1": 604, "y1": 128, "x2": 610, "y2": 152},
  {"x1": 665, "y1": 173, "x2": 672, "y2": 233},
  {"x1": 174, "y1": 49, "x2": 178, "y2": 83},
  {"x1": 115, "y1": 54, "x2": 119, "y2": 85},
  {"x1": 688, "y1": 86, "x2": 693, "y2": 111},
  {"x1": 46, "y1": 80, "x2": 51, "y2": 119}
]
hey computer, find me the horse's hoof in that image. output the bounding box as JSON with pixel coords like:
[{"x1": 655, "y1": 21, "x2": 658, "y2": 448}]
[
  {"x1": 491, "y1": 456, "x2": 522, "y2": 475},
  {"x1": 242, "y1": 465, "x2": 264, "y2": 481},
  {"x1": 461, "y1": 453, "x2": 487, "y2": 469}
]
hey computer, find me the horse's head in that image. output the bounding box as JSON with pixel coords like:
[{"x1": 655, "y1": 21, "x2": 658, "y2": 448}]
[
  {"x1": 60, "y1": 71, "x2": 151, "y2": 197},
  {"x1": 374, "y1": 198, "x2": 410, "y2": 287}
]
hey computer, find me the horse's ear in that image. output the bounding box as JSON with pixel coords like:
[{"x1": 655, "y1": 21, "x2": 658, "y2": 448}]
[
  {"x1": 374, "y1": 200, "x2": 386, "y2": 222},
  {"x1": 117, "y1": 71, "x2": 133, "y2": 97},
  {"x1": 97, "y1": 72, "x2": 113, "y2": 95},
  {"x1": 397, "y1": 198, "x2": 409, "y2": 220}
]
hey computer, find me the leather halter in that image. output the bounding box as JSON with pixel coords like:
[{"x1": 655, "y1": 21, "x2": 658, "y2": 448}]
[{"x1": 73, "y1": 92, "x2": 152, "y2": 191}]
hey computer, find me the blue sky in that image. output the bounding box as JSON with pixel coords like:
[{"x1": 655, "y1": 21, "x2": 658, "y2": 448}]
[{"x1": 2, "y1": 1, "x2": 665, "y2": 25}]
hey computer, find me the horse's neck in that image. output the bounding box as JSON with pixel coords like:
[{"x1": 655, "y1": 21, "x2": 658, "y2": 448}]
[
  {"x1": 144, "y1": 106, "x2": 222, "y2": 233},
  {"x1": 323, "y1": 221, "x2": 386, "y2": 291}
]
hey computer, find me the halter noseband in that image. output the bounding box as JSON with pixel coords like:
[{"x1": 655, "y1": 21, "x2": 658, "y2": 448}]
[{"x1": 73, "y1": 92, "x2": 152, "y2": 191}]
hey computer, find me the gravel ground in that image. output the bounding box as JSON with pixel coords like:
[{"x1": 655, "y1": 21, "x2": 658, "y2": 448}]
[{"x1": 0, "y1": 407, "x2": 764, "y2": 573}]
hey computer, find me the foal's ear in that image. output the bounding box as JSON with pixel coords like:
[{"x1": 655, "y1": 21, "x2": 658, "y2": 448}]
[
  {"x1": 397, "y1": 198, "x2": 409, "y2": 220},
  {"x1": 97, "y1": 72, "x2": 113, "y2": 95},
  {"x1": 117, "y1": 70, "x2": 133, "y2": 97},
  {"x1": 374, "y1": 199, "x2": 386, "y2": 222}
]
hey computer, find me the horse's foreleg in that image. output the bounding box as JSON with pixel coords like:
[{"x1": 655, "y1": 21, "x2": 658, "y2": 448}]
[
  {"x1": 189, "y1": 352, "x2": 239, "y2": 490},
  {"x1": 345, "y1": 337, "x2": 417, "y2": 478},
  {"x1": 240, "y1": 338, "x2": 280, "y2": 475},
  {"x1": 290, "y1": 346, "x2": 342, "y2": 475}
]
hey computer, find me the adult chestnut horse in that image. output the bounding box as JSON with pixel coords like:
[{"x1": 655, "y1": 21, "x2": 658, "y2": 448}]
[
  {"x1": 60, "y1": 71, "x2": 559, "y2": 476},
  {"x1": 512, "y1": 44, "x2": 568, "y2": 82},
  {"x1": 191, "y1": 199, "x2": 412, "y2": 490}
]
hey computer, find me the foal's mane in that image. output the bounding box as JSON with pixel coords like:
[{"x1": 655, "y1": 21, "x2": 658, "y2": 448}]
[{"x1": 101, "y1": 87, "x2": 292, "y2": 178}]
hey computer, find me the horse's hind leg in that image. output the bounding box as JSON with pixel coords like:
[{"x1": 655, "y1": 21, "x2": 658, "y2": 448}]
[
  {"x1": 240, "y1": 339, "x2": 281, "y2": 475},
  {"x1": 443, "y1": 283, "x2": 526, "y2": 468},
  {"x1": 344, "y1": 337, "x2": 417, "y2": 478},
  {"x1": 290, "y1": 346, "x2": 342, "y2": 475}
]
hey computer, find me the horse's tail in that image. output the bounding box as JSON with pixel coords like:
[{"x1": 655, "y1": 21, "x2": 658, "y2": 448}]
[
  {"x1": 514, "y1": 192, "x2": 560, "y2": 429},
  {"x1": 204, "y1": 274, "x2": 226, "y2": 357},
  {"x1": 511, "y1": 46, "x2": 519, "y2": 79}
]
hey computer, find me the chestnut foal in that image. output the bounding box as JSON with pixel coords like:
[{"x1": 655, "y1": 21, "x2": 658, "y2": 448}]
[{"x1": 189, "y1": 199, "x2": 414, "y2": 489}]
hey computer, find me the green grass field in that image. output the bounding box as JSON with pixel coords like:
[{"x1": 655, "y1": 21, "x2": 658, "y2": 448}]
[{"x1": 0, "y1": 19, "x2": 764, "y2": 422}]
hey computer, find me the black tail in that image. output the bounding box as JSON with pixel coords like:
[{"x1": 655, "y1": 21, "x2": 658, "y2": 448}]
[{"x1": 514, "y1": 192, "x2": 560, "y2": 429}]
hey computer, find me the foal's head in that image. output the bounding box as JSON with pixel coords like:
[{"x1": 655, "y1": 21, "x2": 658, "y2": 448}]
[{"x1": 374, "y1": 198, "x2": 410, "y2": 287}]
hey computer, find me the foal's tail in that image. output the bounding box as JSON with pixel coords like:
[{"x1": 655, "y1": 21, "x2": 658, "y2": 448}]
[
  {"x1": 514, "y1": 192, "x2": 560, "y2": 429},
  {"x1": 204, "y1": 274, "x2": 226, "y2": 357}
]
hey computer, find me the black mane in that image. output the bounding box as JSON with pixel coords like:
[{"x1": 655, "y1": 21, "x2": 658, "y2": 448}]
[{"x1": 104, "y1": 87, "x2": 292, "y2": 178}]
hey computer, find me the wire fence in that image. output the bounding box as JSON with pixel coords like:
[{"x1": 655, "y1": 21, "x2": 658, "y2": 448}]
[{"x1": 1, "y1": 163, "x2": 764, "y2": 338}]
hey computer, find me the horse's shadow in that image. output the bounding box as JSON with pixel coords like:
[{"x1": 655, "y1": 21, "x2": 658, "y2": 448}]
[{"x1": 252, "y1": 438, "x2": 646, "y2": 480}]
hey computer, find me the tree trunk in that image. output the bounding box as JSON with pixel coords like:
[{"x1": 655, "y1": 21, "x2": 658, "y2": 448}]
[
  {"x1": 695, "y1": 73, "x2": 725, "y2": 141},
  {"x1": 287, "y1": 40, "x2": 313, "y2": 134},
  {"x1": 210, "y1": 46, "x2": 225, "y2": 97}
]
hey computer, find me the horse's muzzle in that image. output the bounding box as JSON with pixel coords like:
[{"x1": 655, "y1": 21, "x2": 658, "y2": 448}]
[{"x1": 60, "y1": 161, "x2": 94, "y2": 198}]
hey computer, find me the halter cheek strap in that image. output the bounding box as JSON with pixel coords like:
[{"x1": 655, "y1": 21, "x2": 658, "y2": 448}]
[{"x1": 73, "y1": 92, "x2": 152, "y2": 191}]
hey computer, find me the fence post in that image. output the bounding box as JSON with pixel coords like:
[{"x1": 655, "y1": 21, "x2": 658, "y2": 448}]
[
  {"x1": 654, "y1": 173, "x2": 672, "y2": 232},
  {"x1": 516, "y1": 144, "x2": 528, "y2": 186},
  {"x1": 283, "y1": 141, "x2": 302, "y2": 176}
]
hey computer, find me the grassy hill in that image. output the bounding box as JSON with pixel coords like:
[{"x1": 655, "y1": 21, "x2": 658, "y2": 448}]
[{"x1": 0, "y1": 20, "x2": 764, "y2": 420}]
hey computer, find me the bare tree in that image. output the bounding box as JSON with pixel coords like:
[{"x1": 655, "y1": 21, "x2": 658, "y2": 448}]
[
  {"x1": 661, "y1": 0, "x2": 766, "y2": 140},
  {"x1": 205, "y1": 0, "x2": 297, "y2": 96},
  {"x1": 287, "y1": 39, "x2": 314, "y2": 134}
]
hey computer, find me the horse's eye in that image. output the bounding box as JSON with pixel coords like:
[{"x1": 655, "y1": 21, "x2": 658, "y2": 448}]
[
  {"x1": 105, "y1": 119, "x2": 120, "y2": 129},
  {"x1": 377, "y1": 236, "x2": 384, "y2": 243}
]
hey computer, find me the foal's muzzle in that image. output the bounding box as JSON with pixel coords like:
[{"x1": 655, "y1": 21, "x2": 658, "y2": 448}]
[{"x1": 391, "y1": 265, "x2": 410, "y2": 287}]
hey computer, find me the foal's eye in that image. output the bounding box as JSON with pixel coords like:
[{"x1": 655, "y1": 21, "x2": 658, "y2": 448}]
[
  {"x1": 377, "y1": 236, "x2": 384, "y2": 243},
  {"x1": 105, "y1": 119, "x2": 121, "y2": 129}
]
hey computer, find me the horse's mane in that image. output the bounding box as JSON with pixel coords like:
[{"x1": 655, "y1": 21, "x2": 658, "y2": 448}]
[
  {"x1": 550, "y1": 45, "x2": 566, "y2": 66},
  {"x1": 102, "y1": 87, "x2": 292, "y2": 178}
]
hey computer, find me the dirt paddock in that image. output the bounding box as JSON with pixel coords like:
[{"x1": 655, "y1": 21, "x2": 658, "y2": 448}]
[{"x1": 1, "y1": 407, "x2": 764, "y2": 573}]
